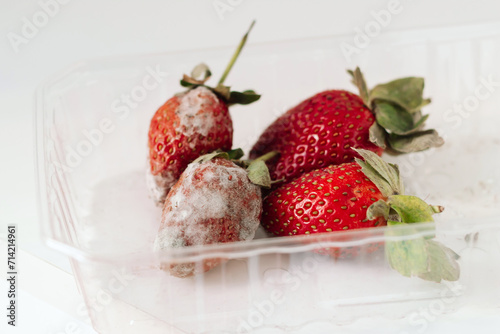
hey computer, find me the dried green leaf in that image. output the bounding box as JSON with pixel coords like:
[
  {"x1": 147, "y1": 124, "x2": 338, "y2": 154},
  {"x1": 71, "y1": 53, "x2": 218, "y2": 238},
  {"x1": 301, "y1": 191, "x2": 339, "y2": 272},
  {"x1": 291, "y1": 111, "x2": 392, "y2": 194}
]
[
  {"x1": 412, "y1": 98, "x2": 432, "y2": 112},
  {"x1": 411, "y1": 113, "x2": 430, "y2": 132},
  {"x1": 355, "y1": 159, "x2": 393, "y2": 198},
  {"x1": 227, "y1": 148, "x2": 244, "y2": 160},
  {"x1": 387, "y1": 232, "x2": 460, "y2": 282},
  {"x1": 180, "y1": 79, "x2": 197, "y2": 88},
  {"x1": 385, "y1": 222, "x2": 429, "y2": 277},
  {"x1": 347, "y1": 67, "x2": 370, "y2": 106},
  {"x1": 354, "y1": 148, "x2": 403, "y2": 197},
  {"x1": 193, "y1": 150, "x2": 229, "y2": 164},
  {"x1": 228, "y1": 89, "x2": 261, "y2": 106},
  {"x1": 388, "y1": 195, "x2": 436, "y2": 224},
  {"x1": 418, "y1": 240, "x2": 460, "y2": 282},
  {"x1": 374, "y1": 102, "x2": 415, "y2": 135},
  {"x1": 367, "y1": 200, "x2": 391, "y2": 220},
  {"x1": 190, "y1": 63, "x2": 212, "y2": 82},
  {"x1": 213, "y1": 84, "x2": 231, "y2": 101},
  {"x1": 369, "y1": 122, "x2": 387, "y2": 149},
  {"x1": 370, "y1": 77, "x2": 427, "y2": 112},
  {"x1": 388, "y1": 130, "x2": 444, "y2": 153},
  {"x1": 181, "y1": 63, "x2": 212, "y2": 87},
  {"x1": 246, "y1": 160, "x2": 272, "y2": 188}
]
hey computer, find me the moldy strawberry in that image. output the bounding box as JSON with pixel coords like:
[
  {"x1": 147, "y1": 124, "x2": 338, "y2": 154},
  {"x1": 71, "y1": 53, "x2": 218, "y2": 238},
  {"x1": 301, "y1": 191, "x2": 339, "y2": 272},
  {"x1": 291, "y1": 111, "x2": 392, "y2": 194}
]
[{"x1": 148, "y1": 21, "x2": 260, "y2": 204}]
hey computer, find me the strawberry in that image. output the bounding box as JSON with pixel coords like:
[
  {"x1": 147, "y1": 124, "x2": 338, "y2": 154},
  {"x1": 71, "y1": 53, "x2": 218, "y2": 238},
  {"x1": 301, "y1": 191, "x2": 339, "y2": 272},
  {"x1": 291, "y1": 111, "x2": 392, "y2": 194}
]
[
  {"x1": 262, "y1": 149, "x2": 460, "y2": 282},
  {"x1": 147, "y1": 86, "x2": 233, "y2": 203},
  {"x1": 262, "y1": 153, "x2": 387, "y2": 244},
  {"x1": 154, "y1": 149, "x2": 274, "y2": 278},
  {"x1": 250, "y1": 68, "x2": 444, "y2": 185},
  {"x1": 147, "y1": 21, "x2": 260, "y2": 204}
]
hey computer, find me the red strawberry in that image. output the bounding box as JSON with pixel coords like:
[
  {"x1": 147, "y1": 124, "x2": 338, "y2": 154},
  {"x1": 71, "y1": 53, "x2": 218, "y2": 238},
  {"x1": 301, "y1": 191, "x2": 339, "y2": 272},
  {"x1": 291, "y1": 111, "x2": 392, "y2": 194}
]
[
  {"x1": 148, "y1": 21, "x2": 260, "y2": 204},
  {"x1": 154, "y1": 149, "x2": 273, "y2": 278},
  {"x1": 262, "y1": 149, "x2": 460, "y2": 282},
  {"x1": 262, "y1": 154, "x2": 387, "y2": 256},
  {"x1": 250, "y1": 68, "x2": 443, "y2": 185}
]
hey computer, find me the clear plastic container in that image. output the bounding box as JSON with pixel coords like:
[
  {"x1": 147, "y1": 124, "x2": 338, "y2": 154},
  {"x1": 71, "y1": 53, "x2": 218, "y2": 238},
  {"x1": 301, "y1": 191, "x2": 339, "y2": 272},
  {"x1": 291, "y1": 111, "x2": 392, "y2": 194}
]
[{"x1": 35, "y1": 22, "x2": 500, "y2": 333}]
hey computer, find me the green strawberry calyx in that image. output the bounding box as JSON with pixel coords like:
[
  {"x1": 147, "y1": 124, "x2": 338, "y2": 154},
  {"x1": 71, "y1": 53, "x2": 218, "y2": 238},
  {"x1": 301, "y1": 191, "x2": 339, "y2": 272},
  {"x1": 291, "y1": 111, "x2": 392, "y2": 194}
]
[
  {"x1": 354, "y1": 148, "x2": 460, "y2": 283},
  {"x1": 180, "y1": 21, "x2": 261, "y2": 106},
  {"x1": 193, "y1": 148, "x2": 277, "y2": 189},
  {"x1": 348, "y1": 68, "x2": 444, "y2": 154}
]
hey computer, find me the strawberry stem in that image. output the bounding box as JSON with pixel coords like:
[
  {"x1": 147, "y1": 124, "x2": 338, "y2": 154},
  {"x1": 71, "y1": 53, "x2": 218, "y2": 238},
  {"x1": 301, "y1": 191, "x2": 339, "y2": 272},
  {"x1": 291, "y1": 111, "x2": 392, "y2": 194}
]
[
  {"x1": 218, "y1": 20, "x2": 255, "y2": 85},
  {"x1": 254, "y1": 150, "x2": 279, "y2": 162}
]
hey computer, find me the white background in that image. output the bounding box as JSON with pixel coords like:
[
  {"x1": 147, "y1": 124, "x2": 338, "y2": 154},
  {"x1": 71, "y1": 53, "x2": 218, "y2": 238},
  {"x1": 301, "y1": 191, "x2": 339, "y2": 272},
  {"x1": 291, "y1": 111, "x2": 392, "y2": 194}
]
[{"x1": 1, "y1": 0, "x2": 500, "y2": 333}]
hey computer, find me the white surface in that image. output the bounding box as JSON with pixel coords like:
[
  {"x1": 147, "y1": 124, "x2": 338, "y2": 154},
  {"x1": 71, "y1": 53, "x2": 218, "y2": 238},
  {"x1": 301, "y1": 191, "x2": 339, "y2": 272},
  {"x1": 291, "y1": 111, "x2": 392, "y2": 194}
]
[{"x1": 1, "y1": 0, "x2": 500, "y2": 333}]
